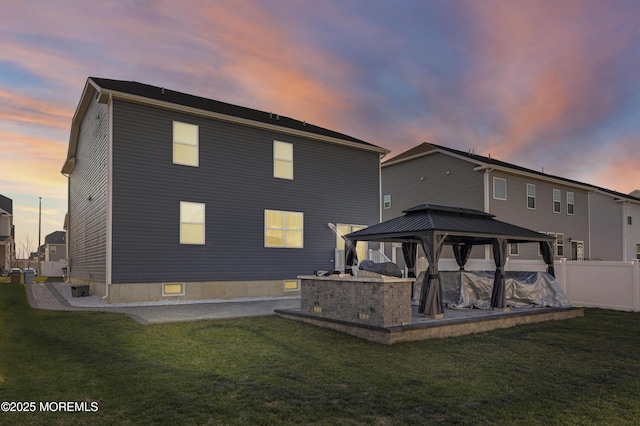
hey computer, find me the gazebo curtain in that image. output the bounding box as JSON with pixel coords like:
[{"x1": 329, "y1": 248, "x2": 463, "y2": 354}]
[
  {"x1": 401, "y1": 242, "x2": 417, "y2": 278},
  {"x1": 490, "y1": 238, "x2": 508, "y2": 308},
  {"x1": 453, "y1": 243, "x2": 473, "y2": 270},
  {"x1": 540, "y1": 241, "x2": 555, "y2": 277},
  {"x1": 418, "y1": 233, "x2": 446, "y2": 317}
]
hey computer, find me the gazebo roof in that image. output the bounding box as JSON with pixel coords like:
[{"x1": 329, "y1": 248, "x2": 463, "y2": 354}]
[{"x1": 346, "y1": 203, "x2": 554, "y2": 245}]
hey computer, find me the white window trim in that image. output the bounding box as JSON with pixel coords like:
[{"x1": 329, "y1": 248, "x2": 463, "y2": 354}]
[
  {"x1": 493, "y1": 177, "x2": 507, "y2": 200},
  {"x1": 553, "y1": 189, "x2": 561, "y2": 214},
  {"x1": 264, "y1": 209, "x2": 304, "y2": 248},
  {"x1": 526, "y1": 184, "x2": 536, "y2": 210},
  {"x1": 556, "y1": 233, "x2": 564, "y2": 257},
  {"x1": 180, "y1": 201, "x2": 206, "y2": 245},
  {"x1": 567, "y1": 192, "x2": 574, "y2": 215},
  {"x1": 273, "y1": 140, "x2": 293, "y2": 180},
  {"x1": 172, "y1": 121, "x2": 199, "y2": 167},
  {"x1": 162, "y1": 283, "x2": 185, "y2": 297},
  {"x1": 283, "y1": 279, "x2": 300, "y2": 292},
  {"x1": 383, "y1": 194, "x2": 391, "y2": 209}
]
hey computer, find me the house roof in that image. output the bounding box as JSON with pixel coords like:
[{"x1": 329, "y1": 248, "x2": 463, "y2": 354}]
[
  {"x1": 62, "y1": 77, "x2": 388, "y2": 174},
  {"x1": 0, "y1": 194, "x2": 12, "y2": 216},
  {"x1": 346, "y1": 203, "x2": 554, "y2": 245},
  {"x1": 383, "y1": 142, "x2": 640, "y2": 204},
  {"x1": 45, "y1": 231, "x2": 66, "y2": 245}
]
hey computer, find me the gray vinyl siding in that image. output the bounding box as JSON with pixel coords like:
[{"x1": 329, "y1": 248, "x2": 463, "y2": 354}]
[
  {"x1": 68, "y1": 97, "x2": 109, "y2": 283},
  {"x1": 589, "y1": 192, "x2": 623, "y2": 260},
  {"x1": 110, "y1": 99, "x2": 380, "y2": 283},
  {"x1": 488, "y1": 170, "x2": 589, "y2": 259},
  {"x1": 381, "y1": 152, "x2": 484, "y2": 221}
]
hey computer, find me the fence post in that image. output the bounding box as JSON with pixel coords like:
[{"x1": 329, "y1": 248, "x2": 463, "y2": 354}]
[
  {"x1": 633, "y1": 260, "x2": 639, "y2": 312},
  {"x1": 556, "y1": 258, "x2": 567, "y2": 295}
]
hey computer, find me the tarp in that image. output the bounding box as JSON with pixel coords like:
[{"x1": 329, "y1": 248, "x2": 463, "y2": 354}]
[
  {"x1": 358, "y1": 260, "x2": 403, "y2": 278},
  {"x1": 439, "y1": 271, "x2": 571, "y2": 309}
]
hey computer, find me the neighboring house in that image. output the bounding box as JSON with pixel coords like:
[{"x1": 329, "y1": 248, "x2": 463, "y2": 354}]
[
  {"x1": 382, "y1": 143, "x2": 640, "y2": 262},
  {"x1": 0, "y1": 194, "x2": 14, "y2": 273},
  {"x1": 61, "y1": 77, "x2": 388, "y2": 303},
  {"x1": 44, "y1": 231, "x2": 66, "y2": 262}
]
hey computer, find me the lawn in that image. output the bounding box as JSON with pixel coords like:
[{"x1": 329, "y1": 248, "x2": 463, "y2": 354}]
[{"x1": 1, "y1": 283, "x2": 638, "y2": 425}]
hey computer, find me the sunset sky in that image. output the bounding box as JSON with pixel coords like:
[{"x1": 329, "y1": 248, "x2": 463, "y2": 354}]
[{"x1": 1, "y1": 0, "x2": 639, "y2": 256}]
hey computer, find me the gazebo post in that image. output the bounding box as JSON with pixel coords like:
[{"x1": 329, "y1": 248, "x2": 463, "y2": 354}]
[{"x1": 490, "y1": 238, "x2": 509, "y2": 311}]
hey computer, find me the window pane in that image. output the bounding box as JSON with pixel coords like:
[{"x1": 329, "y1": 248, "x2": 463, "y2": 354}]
[
  {"x1": 266, "y1": 210, "x2": 284, "y2": 228},
  {"x1": 181, "y1": 202, "x2": 205, "y2": 223},
  {"x1": 527, "y1": 184, "x2": 535, "y2": 197},
  {"x1": 493, "y1": 178, "x2": 506, "y2": 200},
  {"x1": 527, "y1": 197, "x2": 535, "y2": 209},
  {"x1": 274, "y1": 141, "x2": 293, "y2": 159},
  {"x1": 174, "y1": 122, "x2": 198, "y2": 146},
  {"x1": 274, "y1": 159, "x2": 293, "y2": 179},
  {"x1": 286, "y1": 230, "x2": 303, "y2": 248},
  {"x1": 174, "y1": 143, "x2": 198, "y2": 167},
  {"x1": 181, "y1": 223, "x2": 204, "y2": 244},
  {"x1": 286, "y1": 212, "x2": 303, "y2": 229},
  {"x1": 265, "y1": 230, "x2": 284, "y2": 246}
]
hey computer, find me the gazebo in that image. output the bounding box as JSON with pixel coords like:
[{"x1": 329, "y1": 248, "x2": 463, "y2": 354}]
[{"x1": 344, "y1": 204, "x2": 556, "y2": 318}]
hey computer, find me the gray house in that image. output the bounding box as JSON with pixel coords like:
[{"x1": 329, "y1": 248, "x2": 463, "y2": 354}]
[
  {"x1": 382, "y1": 143, "x2": 640, "y2": 262},
  {"x1": 62, "y1": 77, "x2": 388, "y2": 303},
  {"x1": 44, "y1": 231, "x2": 66, "y2": 262}
]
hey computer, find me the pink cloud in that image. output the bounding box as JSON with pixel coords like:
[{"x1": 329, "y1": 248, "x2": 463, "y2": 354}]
[{"x1": 459, "y1": 0, "x2": 636, "y2": 160}]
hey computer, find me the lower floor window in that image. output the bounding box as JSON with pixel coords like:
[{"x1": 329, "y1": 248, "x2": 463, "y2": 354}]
[
  {"x1": 283, "y1": 280, "x2": 300, "y2": 291},
  {"x1": 265, "y1": 210, "x2": 303, "y2": 248},
  {"x1": 180, "y1": 201, "x2": 205, "y2": 245},
  {"x1": 163, "y1": 283, "x2": 185, "y2": 296},
  {"x1": 509, "y1": 243, "x2": 519, "y2": 256}
]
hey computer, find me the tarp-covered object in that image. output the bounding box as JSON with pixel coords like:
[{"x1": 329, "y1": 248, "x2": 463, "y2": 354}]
[
  {"x1": 358, "y1": 260, "x2": 403, "y2": 278},
  {"x1": 439, "y1": 271, "x2": 571, "y2": 309}
]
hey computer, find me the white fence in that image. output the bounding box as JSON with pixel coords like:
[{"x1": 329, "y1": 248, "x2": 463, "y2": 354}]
[
  {"x1": 40, "y1": 261, "x2": 67, "y2": 277},
  {"x1": 558, "y1": 259, "x2": 639, "y2": 312},
  {"x1": 415, "y1": 257, "x2": 640, "y2": 312}
]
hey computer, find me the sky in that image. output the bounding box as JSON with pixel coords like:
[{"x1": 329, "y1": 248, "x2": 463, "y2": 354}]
[{"x1": 1, "y1": 0, "x2": 639, "y2": 257}]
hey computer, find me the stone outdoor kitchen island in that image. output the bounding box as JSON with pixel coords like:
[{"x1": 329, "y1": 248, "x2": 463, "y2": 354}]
[{"x1": 299, "y1": 275, "x2": 414, "y2": 327}]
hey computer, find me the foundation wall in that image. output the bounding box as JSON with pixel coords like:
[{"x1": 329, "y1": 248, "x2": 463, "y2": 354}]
[{"x1": 68, "y1": 278, "x2": 300, "y2": 303}]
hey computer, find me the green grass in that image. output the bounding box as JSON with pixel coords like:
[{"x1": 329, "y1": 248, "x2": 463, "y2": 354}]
[{"x1": 1, "y1": 283, "x2": 639, "y2": 425}]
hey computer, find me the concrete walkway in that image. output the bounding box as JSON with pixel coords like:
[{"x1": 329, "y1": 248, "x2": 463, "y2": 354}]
[{"x1": 24, "y1": 281, "x2": 300, "y2": 324}]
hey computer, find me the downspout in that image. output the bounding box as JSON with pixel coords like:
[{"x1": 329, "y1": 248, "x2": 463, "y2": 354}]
[
  {"x1": 104, "y1": 93, "x2": 113, "y2": 299},
  {"x1": 480, "y1": 166, "x2": 494, "y2": 259}
]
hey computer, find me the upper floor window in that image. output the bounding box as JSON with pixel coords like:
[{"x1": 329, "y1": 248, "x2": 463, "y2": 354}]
[
  {"x1": 628, "y1": 206, "x2": 633, "y2": 226},
  {"x1": 273, "y1": 141, "x2": 293, "y2": 180},
  {"x1": 526, "y1": 184, "x2": 536, "y2": 209},
  {"x1": 173, "y1": 121, "x2": 199, "y2": 167},
  {"x1": 493, "y1": 177, "x2": 506, "y2": 200},
  {"x1": 383, "y1": 195, "x2": 391, "y2": 209},
  {"x1": 265, "y1": 210, "x2": 303, "y2": 248},
  {"x1": 180, "y1": 201, "x2": 205, "y2": 245},
  {"x1": 553, "y1": 189, "x2": 561, "y2": 213},
  {"x1": 567, "y1": 192, "x2": 574, "y2": 215}
]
